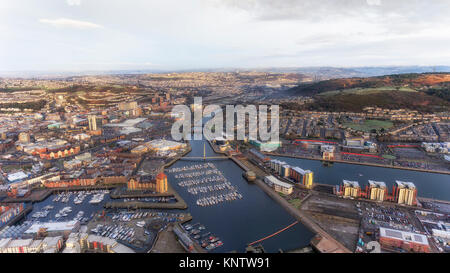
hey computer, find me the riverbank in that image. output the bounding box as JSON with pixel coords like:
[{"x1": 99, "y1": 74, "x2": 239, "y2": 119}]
[
  {"x1": 253, "y1": 178, "x2": 351, "y2": 253},
  {"x1": 223, "y1": 150, "x2": 351, "y2": 252},
  {"x1": 264, "y1": 152, "x2": 450, "y2": 175},
  {"x1": 163, "y1": 145, "x2": 192, "y2": 168}
]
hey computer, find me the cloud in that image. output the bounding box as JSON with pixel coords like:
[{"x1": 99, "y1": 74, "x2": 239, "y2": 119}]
[
  {"x1": 366, "y1": 0, "x2": 381, "y2": 6},
  {"x1": 2, "y1": 0, "x2": 450, "y2": 70},
  {"x1": 39, "y1": 18, "x2": 103, "y2": 29},
  {"x1": 67, "y1": 0, "x2": 81, "y2": 6}
]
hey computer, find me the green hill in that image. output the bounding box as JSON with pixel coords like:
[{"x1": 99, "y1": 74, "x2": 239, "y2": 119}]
[{"x1": 288, "y1": 73, "x2": 450, "y2": 112}]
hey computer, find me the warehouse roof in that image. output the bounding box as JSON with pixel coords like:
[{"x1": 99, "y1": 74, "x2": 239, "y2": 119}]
[
  {"x1": 379, "y1": 227, "x2": 428, "y2": 246},
  {"x1": 7, "y1": 171, "x2": 28, "y2": 182},
  {"x1": 25, "y1": 220, "x2": 80, "y2": 234}
]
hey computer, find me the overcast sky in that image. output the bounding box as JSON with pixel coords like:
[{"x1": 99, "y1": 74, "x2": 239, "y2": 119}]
[{"x1": 1, "y1": 0, "x2": 449, "y2": 71}]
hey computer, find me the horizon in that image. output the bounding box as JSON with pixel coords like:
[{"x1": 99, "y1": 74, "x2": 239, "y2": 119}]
[{"x1": 1, "y1": 65, "x2": 450, "y2": 79}]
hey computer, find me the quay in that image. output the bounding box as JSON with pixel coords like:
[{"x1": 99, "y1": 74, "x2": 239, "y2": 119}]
[
  {"x1": 252, "y1": 178, "x2": 352, "y2": 253},
  {"x1": 264, "y1": 152, "x2": 450, "y2": 175},
  {"x1": 149, "y1": 214, "x2": 194, "y2": 253},
  {"x1": 104, "y1": 200, "x2": 187, "y2": 210},
  {"x1": 106, "y1": 185, "x2": 187, "y2": 210},
  {"x1": 2, "y1": 185, "x2": 117, "y2": 204},
  {"x1": 206, "y1": 136, "x2": 351, "y2": 252}
]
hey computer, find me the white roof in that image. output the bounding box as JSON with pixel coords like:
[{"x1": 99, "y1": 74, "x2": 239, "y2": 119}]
[
  {"x1": 396, "y1": 180, "x2": 416, "y2": 189},
  {"x1": 104, "y1": 118, "x2": 146, "y2": 127},
  {"x1": 42, "y1": 236, "x2": 62, "y2": 246},
  {"x1": 146, "y1": 139, "x2": 185, "y2": 150},
  {"x1": 25, "y1": 220, "x2": 80, "y2": 234},
  {"x1": 343, "y1": 180, "x2": 360, "y2": 188},
  {"x1": 292, "y1": 166, "x2": 312, "y2": 175},
  {"x1": 7, "y1": 171, "x2": 28, "y2": 182},
  {"x1": 0, "y1": 238, "x2": 12, "y2": 248},
  {"x1": 368, "y1": 180, "x2": 386, "y2": 188},
  {"x1": 265, "y1": 176, "x2": 293, "y2": 189},
  {"x1": 379, "y1": 227, "x2": 428, "y2": 246},
  {"x1": 7, "y1": 238, "x2": 33, "y2": 248},
  {"x1": 432, "y1": 229, "x2": 450, "y2": 239}
]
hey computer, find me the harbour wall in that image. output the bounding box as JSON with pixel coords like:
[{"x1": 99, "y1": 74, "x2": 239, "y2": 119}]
[{"x1": 264, "y1": 152, "x2": 450, "y2": 175}]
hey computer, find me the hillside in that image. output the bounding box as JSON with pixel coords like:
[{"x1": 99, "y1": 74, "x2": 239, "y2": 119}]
[
  {"x1": 290, "y1": 73, "x2": 450, "y2": 96},
  {"x1": 289, "y1": 73, "x2": 450, "y2": 112}
]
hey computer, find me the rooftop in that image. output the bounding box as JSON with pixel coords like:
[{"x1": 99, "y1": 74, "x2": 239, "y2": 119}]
[
  {"x1": 396, "y1": 180, "x2": 416, "y2": 189},
  {"x1": 368, "y1": 180, "x2": 387, "y2": 188},
  {"x1": 265, "y1": 176, "x2": 293, "y2": 189},
  {"x1": 25, "y1": 220, "x2": 80, "y2": 234},
  {"x1": 343, "y1": 180, "x2": 360, "y2": 188},
  {"x1": 379, "y1": 227, "x2": 429, "y2": 246}
]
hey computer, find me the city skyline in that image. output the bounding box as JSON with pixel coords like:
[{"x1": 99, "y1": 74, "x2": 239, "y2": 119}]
[{"x1": 1, "y1": 0, "x2": 450, "y2": 72}]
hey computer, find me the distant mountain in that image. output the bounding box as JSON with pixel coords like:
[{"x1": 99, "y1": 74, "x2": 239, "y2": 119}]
[
  {"x1": 256, "y1": 66, "x2": 450, "y2": 80},
  {"x1": 288, "y1": 73, "x2": 450, "y2": 113},
  {"x1": 2, "y1": 65, "x2": 449, "y2": 79}
]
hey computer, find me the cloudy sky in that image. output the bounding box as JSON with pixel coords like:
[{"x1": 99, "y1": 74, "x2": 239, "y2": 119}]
[{"x1": 1, "y1": 0, "x2": 450, "y2": 71}]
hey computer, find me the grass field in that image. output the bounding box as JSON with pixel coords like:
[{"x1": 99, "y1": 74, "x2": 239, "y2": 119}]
[
  {"x1": 382, "y1": 154, "x2": 397, "y2": 160},
  {"x1": 288, "y1": 198, "x2": 303, "y2": 209},
  {"x1": 343, "y1": 119, "x2": 394, "y2": 133}
]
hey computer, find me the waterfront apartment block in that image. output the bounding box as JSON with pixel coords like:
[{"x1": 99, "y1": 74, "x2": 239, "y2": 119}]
[
  {"x1": 342, "y1": 180, "x2": 361, "y2": 198},
  {"x1": 264, "y1": 176, "x2": 293, "y2": 195},
  {"x1": 368, "y1": 180, "x2": 387, "y2": 202},
  {"x1": 337, "y1": 180, "x2": 418, "y2": 206},
  {"x1": 289, "y1": 167, "x2": 314, "y2": 189},
  {"x1": 127, "y1": 172, "x2": 168, "y2": 193},
  {"x1": 269, "y1": 159, "x2": 314, "y2": 189},
  {"x1": 394, "y1": 181, "x2": 417, "y2": 206}
]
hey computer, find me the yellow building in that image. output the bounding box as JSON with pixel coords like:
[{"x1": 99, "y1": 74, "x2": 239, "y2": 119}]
[
  {"x1": 368, "y1": 180, "x2": 387, "y2": 201},
  {"x1": 303, "y1": 171, "x2": 314, "y2": 189},
  {"x1": 156, "y1": 173, "x2": 168, "y2": 193},
  {"x1": 322, "y1": 151, "x2": 334, "y2": 160},
  {"x1": 127, "y1": 172, "x2": 168, "y2": 193},
  {"x1": 289, "y1": 166, "x2": 314, "y2": 189},
  {"x1": 264, "y1": 176, "x2": 293, "y2": 195},
  {"x1": 395, "y1": 181, "x2": 417, "y2": 206},
  {"x1": 342, "y1": 180, "x2": 361, "y2": 198}
]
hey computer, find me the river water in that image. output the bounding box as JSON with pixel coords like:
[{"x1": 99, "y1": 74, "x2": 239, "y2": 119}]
[
  {"x1": 166, "y1": 139, "x2": 314, "y2": 253},
  {"x1": 272, "y1": 156, "x2": 450, "y2": 201}
]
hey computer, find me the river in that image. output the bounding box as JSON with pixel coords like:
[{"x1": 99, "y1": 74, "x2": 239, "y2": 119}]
[
  {"x1": 166, "y1": 139, "x2": 314, "y2": 253},
  {"x1": 272, "y1": 156, "x2": 450, "y2": 201}
]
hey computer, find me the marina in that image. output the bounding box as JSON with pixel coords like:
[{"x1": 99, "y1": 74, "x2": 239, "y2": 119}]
[
  {"x1": 119, "y1": 197, "x2": 177, "y2": 203},
  {"x1": 91, "y1": 223, "x2": 136, "y2": 244},
  {"x1": 169, "y1": 162, "x2": 243, "y2": 207},
  {"x1": 167, "y1": 136, "x2": 315, "y2": 253},
  {"x1": 183, "y1": 222, "x2": 223, "y2": 251},
  {"x1": 15, "y1": 190, "x2": 112, "y2": 232}
]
